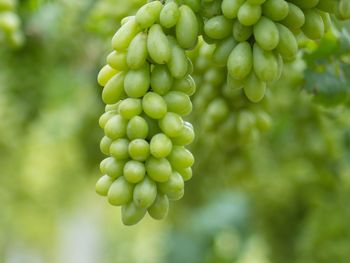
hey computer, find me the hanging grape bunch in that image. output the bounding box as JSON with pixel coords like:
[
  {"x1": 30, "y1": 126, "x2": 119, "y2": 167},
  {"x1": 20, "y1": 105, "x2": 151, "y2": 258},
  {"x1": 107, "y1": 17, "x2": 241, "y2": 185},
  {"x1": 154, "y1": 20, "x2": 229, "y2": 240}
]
[
  {"x1": 96, "y1": 0, "x2": 349, "y2": 225},
  {"x1": 0, "y1": 0, "x2": 24, "y2": 47}
]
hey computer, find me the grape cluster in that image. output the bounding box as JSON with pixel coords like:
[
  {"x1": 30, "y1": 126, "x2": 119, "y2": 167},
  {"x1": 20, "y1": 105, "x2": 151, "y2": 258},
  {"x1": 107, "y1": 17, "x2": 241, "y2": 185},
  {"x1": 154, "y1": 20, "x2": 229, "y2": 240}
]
[
  {"x1": 96, "y1": 1, "x2": 199, "y2": 225},
  {"x1": 0, "y1": 0, "x2": 24, "y2": 47},
  {"x1": 197, "y1": 0, "x2": 341, "y2": 102}
]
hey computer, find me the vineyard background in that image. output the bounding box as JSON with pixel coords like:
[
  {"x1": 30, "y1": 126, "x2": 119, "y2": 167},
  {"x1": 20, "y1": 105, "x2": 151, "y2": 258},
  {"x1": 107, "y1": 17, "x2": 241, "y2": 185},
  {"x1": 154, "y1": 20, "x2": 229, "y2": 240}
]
[{"x1": 1, "y1": 0, "x2": 350, "y2": 262}]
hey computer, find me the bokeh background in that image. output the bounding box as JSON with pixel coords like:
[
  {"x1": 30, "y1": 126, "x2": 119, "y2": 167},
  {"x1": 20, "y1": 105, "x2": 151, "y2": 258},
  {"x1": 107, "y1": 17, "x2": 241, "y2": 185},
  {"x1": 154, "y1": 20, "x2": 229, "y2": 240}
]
[{"x1": 1, "y1": 0, "x2": 350, "y2": 262}]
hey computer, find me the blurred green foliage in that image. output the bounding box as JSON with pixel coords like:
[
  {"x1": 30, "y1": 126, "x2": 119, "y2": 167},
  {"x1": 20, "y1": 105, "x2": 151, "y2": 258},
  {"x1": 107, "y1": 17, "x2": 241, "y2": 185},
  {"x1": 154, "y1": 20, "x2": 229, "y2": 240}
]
[{"x1": 0, "y1": 0, "x2": 350, "y2": 262}]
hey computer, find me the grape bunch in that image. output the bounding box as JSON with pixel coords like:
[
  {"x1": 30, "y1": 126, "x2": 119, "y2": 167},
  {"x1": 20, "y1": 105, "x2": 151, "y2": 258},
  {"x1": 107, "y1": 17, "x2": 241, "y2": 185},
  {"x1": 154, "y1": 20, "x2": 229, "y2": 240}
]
[
  {"x1": 0, "y1": 0, "x2": 24, "y2": 47},
  {"x1": 96, "y1": 1, "x2": 199, "y2": 225}
]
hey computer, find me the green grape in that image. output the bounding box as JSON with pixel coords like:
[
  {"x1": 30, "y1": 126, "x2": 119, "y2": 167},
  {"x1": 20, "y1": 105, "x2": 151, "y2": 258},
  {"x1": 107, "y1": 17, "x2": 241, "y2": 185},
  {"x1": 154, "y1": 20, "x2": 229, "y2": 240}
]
[
  {"x1": 151, "y1": 65, "x2": 173, "y2": 95},
  {"x1": 171, "y1": 122, "x2": 195, "y2": 146},
  {"x1": 119, "y1": 98, "x2": 142, "y2": 120},
  {"x1": 121, "y1": 202, "x2": 146, "y2": 225},
  {"x1": 96, "y1": 175, "x2": 114, "y2": 196},
  {"x1": 100, "y1": 136, "x2": 113, "y2": 155},
  {"x1": 221, "y1": 0, "x2": 245, "y2": 19},
  {"x1": 204, "y1": 15, "x2": 233, "y2": 40},
  {"x1": 107, "y1": 51, "x2": 128, "y2": 71},
  {"x1": 178, "y1": 167, "x2": 193, "y2": 181},
  {"x1": 123, "y1": 160, "x2": 146, "y2": 183},
  {"x1": 262, "y1": 0, "x2": 289, "y2": 21},
  {"x1": 127, "y1": 116, "x2": 149, "y2": 140},
  {"x1": 135, "y1": 1, "x2": 163, "y2": 29},
  {"x1": 302, "y1": 10, "x2": 325, "y2": 40},
  {"x1": 124, "y1": 65, "x2": 150, "y2": 98},
  {"x1": 104, "y1": 115, "x2": 128, "y2": 139},
  {"x1": 126, "y1": 32, "x2": 148, "y2": 69},
  {"x1": 167, "y1": 37, "x2": 189, "y2": 79},
  {"x1": 150, "y1": 133, "x2": 173, "y2": 158},
  {"x1": 97, "y1": 65, "x2": 118, "y2": 86},
  {"x1": 172, "y1": 75, "x2": 196, "y2": 96},
  {"x1": 147, "y1": 24, "x2": 171, "y2": 64},
  {"x1": 243, "y1": 72, "x2": 267, "y2": 102},
  {"x1": 105, "y1": 102, "x2": 120, "y2": 112},
  {"x1": 142, "y1": 92, "x2": 168, "y2": 119},
  {"x1": 102, "y1": 72, "x2": 126, "y2": 104},
  {"x1": 236, "y1": 110, "x2": 256, "y2": 135},
  {"x1": 247, "y1": 0, "x2": 266, "y2": 4},
  {"x1": 176, "y1": 5, "x2": 198, "y2": 49},
  {"x1": 317, "y1": 0, "x2": 338, "y2": 13},
  {"x1": 227, "y1": 41, "x2": 253, "y2": 80},
  {"x1": 281, "y1": 3, "x2": 305, "y2": 30},
  {"x1": 148, "y1": 193, "x2": 169, "y2": 220},
  {"x1": 167, "y1": 146, "x2": 194, "y2": 170},
  {"x1": 290, "y1": 0, "x2": 319, "y2": 9},
  {"x1": 183, "y1": 0, "x2": 201, "y2": 12},
  {"x1": 158, "y1": 171, "x2": 185, "y2": 201},
  {"x1": 110, "y1": 138, "x2": 130, "y2": 160},
  {"x1": 276, "y1": 23, "x2": 298, "y2": 61},
  {"x1": 133, "y1": 177, "x2": 157, "y2": 208},
  {"x1": 253, "y1": 17, "x2": 279, "y2": 51},
  {"x1": 212, "y1": 38, "x2": 236, "y2": 66},
  {"x1": 253, "y1": 43, "x2": 278, "y2": 82},
  {"x1": 99, "y1": 110, "x2": 117, "y2": 129},
  {"x1": 112, "y1": 17, "x2": 140, "y2": 51},
  {"x1": 237, "y1": 2, "x2": 262, "y2": 26},
  {"x1": 146, "y1": 157, "x2": 172, "y2": 182},
  {"x1": 233, "y1": 20, "x2": 253, "y2": 42},
  {"x1": 107, "y1": 176, "x2": 134, "y2": 206},
  {"x1": 256, "y1": 111, "x2": 272, "y2": 132},
  {"x1": 128, "y1": 139, "x2": 150, "y2": 161},
  {"x1": 163, "y1": 91, "x2": 192, "y2": 116},
  {"x1": 100, "y1": 157, "x2": 125, "y2": 179},
  {"x1": 159, "y1": 1, "x2": 179, "y2": 28},
  {"x1": 159, "y1": 112, "x2": 184, "y2": 137}
]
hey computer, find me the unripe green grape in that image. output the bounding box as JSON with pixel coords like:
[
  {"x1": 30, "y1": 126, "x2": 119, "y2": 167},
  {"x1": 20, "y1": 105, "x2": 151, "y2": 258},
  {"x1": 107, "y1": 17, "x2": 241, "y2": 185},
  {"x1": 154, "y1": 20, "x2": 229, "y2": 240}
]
[
  {"x1": 172, "y1": 75, "x2": 196, "y2": 96},
  {"x1": 99, "y1": 110, "x2": 117, "y2": 129},
  {"x1": 227, "y1": 41, "x2": 253, "y2": 80},
  {"x1": 147, "y1": 24, "x2": 171, "y2": 64},
  {"x1": 221, "y1": 0, "x2": 245, "y2": 19},
  {"x1": 100, "y1": 157, "x2": 125, "y2": 179},
  {"x1": 317, "y1": 0, "x2": 338, "y2": 13},
  {"x1": 256, "y1": 111, "x2": 272, "y2": 132},
  {"x1": 163, "y1": 91, "x2": 192, "y2": 116},
  {"x1": 172, "y1": 122, "x2": 195, "y2": 146},
  {"x1": 206, "y1": 98, "x2": 229, "y2": 125},
  {"x1": 128, "y1": 139, "x2": 150, "y2": 161},
  {"x1": 100, "y1": 136, "x2": 113, "y2": 155},
  {"x1": 302, "y1": 10, "x2": 324, "y2": 40},
  {"x1": 178, "y1": 167, "x2": 193, "y2": 181},
  {"x1": 227, "y1": 74, "x2": 244, "y2": 90},
  {"x1": 212, "y1": 38, "x2": 236, "y2": 66},
  {"x1": 236, "y1": 110, "x2": 256, "y2": 135},
  {"x1": 127, "y1": 116, "x2": 149, "y2": 140},
  {"x1": 158, "y1": 171, "x2": 185, "y2": 201},
  {"x1": 123, "y1": 160, "x2": 146, "y2": 183},
  {"x1": 290, "y1": 0, "x2": 319, "y2": 9},
  {"x1": 204, "y1": 15, "x2": 233, "y2": 40},
  {"x1": 233, "y1": 20, "x2": 253, "y2": 42},
  {"x1": 262, "y1": 0, "x2": 289, "y2": 21},
  {"x1": 102, "y1": 72, "x2": 126, "y2": 104},
  {"x1": 201, "y1": 0, "x2": 222, "y2": 18},
  {"x1": 121, "y1": 16, "x2": 133, "y2": 26},
  {"x1": 121, "y1": 202, "x2": 146, "y2": 225},
  {"x1": 151, "y1": 65, "x2": 173, "y2": 95},
  {"x1": 183, "y1": 0, "x2": 201, "y2": 12},
  {"x1": 142, "y1": 92, "x2": 167, "y2": 119},
  {"x1": 237, "y1": 2, "x2": 262, "y2": 26},
  {"x1": 112, "y1": 17, "x2": 140, "y2": 51},
  {"x1": 148, "y1": 193, "x2": 169, "y2": 220},
  {"x1": 124, "y1": 65, "x2": 150, "y2": 98},
  {"x1": 133, "y1": 177, "x2": 157, "y2": 208},
  {"x1": 97, "y1": 65, "x2": 118, "y2": 86},
  {"x1": 243, "y1": 72, "x2": 267, "y2": 103},
  {"x1": 107, "y1": 51, "x2": 128, "y2": 71},
  {"x1": 105, "y1": 102, "x2": 120, "y2": 112},
  {"x1": 110, "y1": 138, "x2": 129, "y2": 160},
  {"x1": 96, "y1": 175, "x2": 114, "y2": 196},
  {"x1": 159, "y1": 112, "x2": 184, "y2": 137},
  {"x1": 135, "y1": 1, "x2": 163, "y2": 29},
  {"x1": 281, "y1": 3, "x2": 305, "y2": 30},
  {"x1": 160, "y1": 1, "x2": 180, "y2": 28},
  {"x1": 276, "y1": 23, "x2": 298, "y2": 61},
  {"x1": 146, "y1": 157, "x2": 172, "y2": 182},
  {"x1": 126, "y1": 32, "x2": 148, "y2": 69},
  {"x1": 104, "y1": 115, "x2": 128, "y2": 139},
  {"x1": 168, "y1": 146, "x2": 194, "y2": 170},
  {"x1": 253, "y1": 43, "x2": 278, "y2": 82},
  {"x1": 176, "y1": 5, "x2": 199, "y2": 49},
  {"x1": 150, "y1": 133, "x2": 173, "y2": 158},
  {"x1": 254, "y1": 17, "x2": 280, "y2": 51},
  {"x1": 118, "y1": 98, "x2": 142, "y2": 120},
  {"x1": 167, "y1": 37, "x2": 189, "y2": 79}
]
